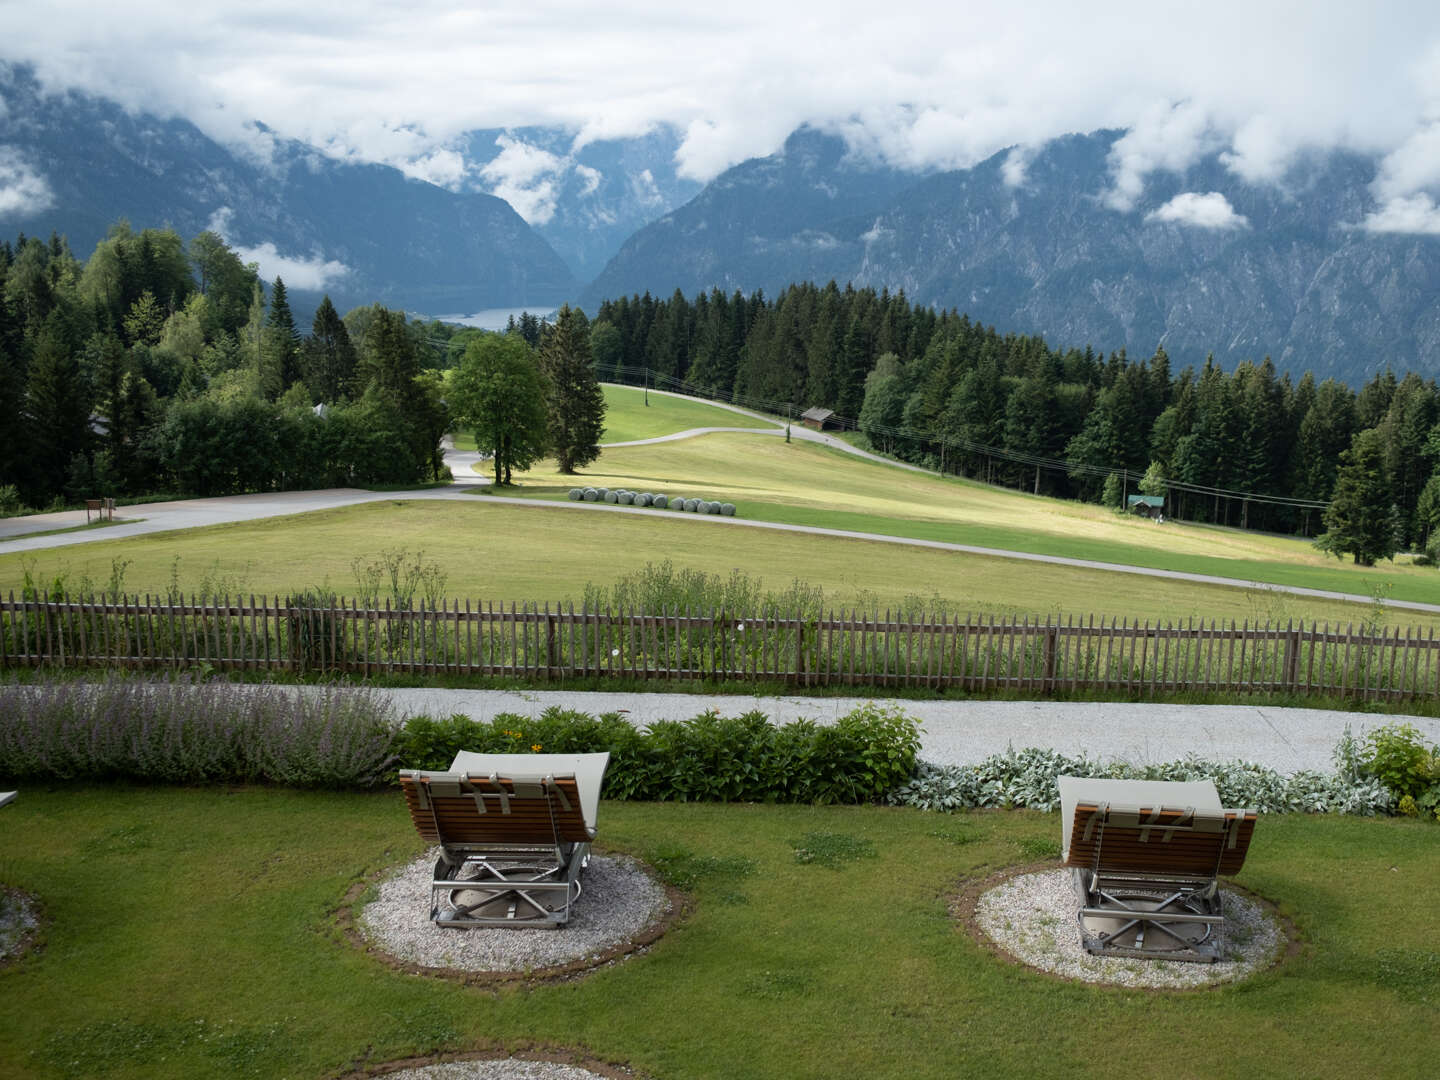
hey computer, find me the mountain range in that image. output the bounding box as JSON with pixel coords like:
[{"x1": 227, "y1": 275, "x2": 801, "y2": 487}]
[{"x1": 4, "y1": 61, "x2": 1440, "y2": 383}]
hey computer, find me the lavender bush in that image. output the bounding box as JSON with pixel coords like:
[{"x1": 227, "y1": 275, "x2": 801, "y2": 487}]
[{"x1": 0, "y1": 675, "x2": 398, "y2": 787}]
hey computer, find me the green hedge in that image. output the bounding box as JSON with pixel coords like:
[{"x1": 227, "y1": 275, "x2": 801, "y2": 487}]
[{"x1": 396, "y1": 703, "x2": 920, "y2": 804}]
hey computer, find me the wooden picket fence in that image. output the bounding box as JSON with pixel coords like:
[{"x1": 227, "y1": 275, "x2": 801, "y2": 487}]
[{"x1": 1, "y1": 592, "x2": 1437, "y2": 700}]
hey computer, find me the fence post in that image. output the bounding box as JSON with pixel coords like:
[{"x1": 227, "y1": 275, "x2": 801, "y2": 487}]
[
  {"x1": 1044, "y1": 620, "x2": 1058, "y2": 692},
  {"x1": 1283, "y1": 623, "x2": 1301, "y2": 691},
  {"x1": 546, "y1": 606, "x2": 558, "y2": 678}
]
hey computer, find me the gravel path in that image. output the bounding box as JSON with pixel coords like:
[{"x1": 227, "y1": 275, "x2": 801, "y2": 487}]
[
  {"x1": 381, "y1": 1063, "x2": 606, "y2": 1080},
  {"x1": 373, "y1": 688, "x2": 1440, "y2": 775},
  {"x1": 974, "y1": 869, "x2": 1284, "y2": 988},
  {"x1": 358, "y1": 852, "x2": 669, "y2": 973}
]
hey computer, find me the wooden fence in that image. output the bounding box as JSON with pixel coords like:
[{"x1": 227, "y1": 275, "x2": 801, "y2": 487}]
[{"x1": 1, "y1": 593, "x2": 1437, "y2": 700}]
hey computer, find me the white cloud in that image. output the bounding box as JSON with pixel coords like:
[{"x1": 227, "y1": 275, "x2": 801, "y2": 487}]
[
  {"x1": 205, "y1": 205, "x2": 349, "y2": 289},
  {"x1": 1001, "y1": 146, "x2": 1032, "y2": 188},
  {"x1": 1145, "y1": 192, "x2": 1249, "y2": 230},
  {"x1": 400, "y1": 147, "x2": 468, "y2": 190},
  {"x1": 0, "y1": 0, "x2": 1438, "y2": 204},
  {"x1": 0, "y1": 146, "x2": 54, "y2": 216},
  {"x1": 232, "y1": 241, "x2": 349, "y2": 289},
  {"x1": 1104, "y1": 102, "x2": 1220, "y2": 211},
  {"x1": 477, "y1": 135, "x2": 570, "y2": 223},
  {"x1": 1361, "y1": 193, "x2": 1440, "y2": 235}
]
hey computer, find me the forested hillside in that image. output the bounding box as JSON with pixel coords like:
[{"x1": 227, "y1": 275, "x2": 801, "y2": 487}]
[
  {"x1": 592, "y1": 282, "x2": 1440, "y2": 561},
  {"x1": 0, "y1": 223, "x2": 455, "y2": 510}
]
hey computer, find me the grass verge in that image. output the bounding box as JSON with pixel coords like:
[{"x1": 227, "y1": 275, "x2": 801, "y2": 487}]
[{"x1": 0, "y1": 790, "x2": 1436, "y2": 1078}]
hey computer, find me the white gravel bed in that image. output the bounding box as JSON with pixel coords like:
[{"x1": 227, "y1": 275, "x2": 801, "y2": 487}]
[
  {"x1": 0, "y1": 887, "x2": 39, "y2": 962},
  {"x1": 974, "y1": 869, "x2": 1284, "y2": 988},
  {"x1": 359, "y1": 852, "x2": 669, "y2": 973},
  {"x1": 380, "y1": 1062, "x2": 606, "y2": 1080},
  {"x1": 369, "y1": 688, "x2": 1440, "y2": 775}
]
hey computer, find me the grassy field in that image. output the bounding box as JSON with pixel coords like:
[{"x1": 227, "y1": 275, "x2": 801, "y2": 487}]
[
  {"x1": 1, "y1": 500, "x2": 1433, "y2": 628},
  {"x1": 503, "y1": 431, "x2": 1440, "y2": 606},
  {"x1": 450, "y1": 385, "x2": 775, "y2": 451},
  {"x1": 1, "y1": 789, "x2": 1436, "y2": 1079}
]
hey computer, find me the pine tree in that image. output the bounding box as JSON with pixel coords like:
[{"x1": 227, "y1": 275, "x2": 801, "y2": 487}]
[
  {"x1": 24, "y1": 312, "x2": 92, "y2": 501},
  {"x1": 264, "y1": 277, "x2": 303, "y2": 393},
  {"x1": 538, "y1": 304, "x2": 605, "y2": 474},
  {"x1": 1315, "y1": 428, "x2": 1395, "y2": 566},
  {"x1": 304, "y1": 296, "x2": 358, "y2": 402}
]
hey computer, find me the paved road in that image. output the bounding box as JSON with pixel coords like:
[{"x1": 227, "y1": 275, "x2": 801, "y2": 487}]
[
  {"x1": 366, "y1": 686, "x2": 1440, "y2": 774},
  {"x1": 5, "y1": 416, "x2": 1437, "y2": 615}
]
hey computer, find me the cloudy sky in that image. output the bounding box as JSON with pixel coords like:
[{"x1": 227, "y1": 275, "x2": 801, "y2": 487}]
[{"x1": 6, "y1": 1, "x2": 1440, "y2": 233}]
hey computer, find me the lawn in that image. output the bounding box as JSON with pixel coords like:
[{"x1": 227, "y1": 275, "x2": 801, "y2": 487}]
[
  {"x1": 449, "y1": 385, "x2": 776, "y2": 451},
  {"x1": 503, "y1": 430, "x2": 1440, "y2": 606},
  {"x1": 1, "y1": 500, "x2": 1432, "y2": 629},
  {"x1": 1, "y1": 789, "x2": 1436, "y2": 1079}
]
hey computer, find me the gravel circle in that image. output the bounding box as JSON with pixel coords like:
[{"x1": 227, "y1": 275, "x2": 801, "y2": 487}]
[
  {"x1": 0, "y1": 886, "x2": 39, "y2": 964},
  {"x1": 358, "y1": 852, "x2": 670, "y2": 974},
  {"x1": 379, "y1": 1062, "x2": 607, "y2": 1080},
  {"x1": 974, "y1": 869, "x2": 1284, "y2": 988}
]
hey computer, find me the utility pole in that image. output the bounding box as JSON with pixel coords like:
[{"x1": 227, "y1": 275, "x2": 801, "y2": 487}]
[
  {"x1": 644, "y1": 368, "x2": 649, "y2": 406},
  {"x1": 786, "y1": 402, "x2": 792, "y2": 443}
]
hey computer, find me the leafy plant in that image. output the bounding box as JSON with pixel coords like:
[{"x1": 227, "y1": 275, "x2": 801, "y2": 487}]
[{"x1": 1361, "y1": 723, "x2": 1440, "y2": 802}]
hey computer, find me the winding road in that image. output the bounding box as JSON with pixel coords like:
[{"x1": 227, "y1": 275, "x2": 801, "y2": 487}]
[{"x1": 4, "y1": 392, "x2": 1438, "y2": 615}]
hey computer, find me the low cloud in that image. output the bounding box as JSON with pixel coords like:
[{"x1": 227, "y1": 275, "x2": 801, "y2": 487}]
[
  {"x1": 205, "y1": 206, "x2": 349, "y2": 289},
  {"x1": 400, "y1": 147, "x2": 468, "y2": 190},
  {"x1": 3, "y1": 0, "x2": 1440, "y2": 208},
  {"x1": 0, "y1": 146, "x2": 55, "y2": 216},
  {"x1": 477, "y1": 135, "x2": 570, "y2": 223},
  {"x1": 1104, "y1": 102, "x2": 1220, "y2": 212},
  {"x1": 1360, "y1": 193, "x2": 1440, "y2": 235},
  {"x1": 1145, "y1": 191, "x2": 1250, "y2": 230},
  {"x1": 1001, "y1": 146, "x2": 1032, "y2": 188}
]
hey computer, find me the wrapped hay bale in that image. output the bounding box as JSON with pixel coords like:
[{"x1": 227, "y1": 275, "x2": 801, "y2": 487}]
[
  {"x1": 652, "y1": 494, "x2": 669, "y2": 508},
  {"x1": 582, "y1": 488, "x2": 599, "y2": 502},
  {"x1": 721, "y1": 503, "x2": 736, "y2": 516},
  {"x1": 636, "y1": 493, "x2": 653, "y2": 507},
  {"x1": 568, "y1": 488, "x2": 583, "y2": 500}
]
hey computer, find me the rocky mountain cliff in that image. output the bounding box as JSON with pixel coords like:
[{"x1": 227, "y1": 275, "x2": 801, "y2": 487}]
[{"x1": 585, "y1": 128, "x2": 1440, "y2": 383}]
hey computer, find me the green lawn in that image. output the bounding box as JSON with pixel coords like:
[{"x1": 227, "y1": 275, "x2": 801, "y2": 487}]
[
  {"x1": 1, "y1": 789, "x2": 1436, "y2": 1078},
  {"x1": 450, "y1": 385, "x2": 775, "y2": 451},
  {"x1": 2, "y1": 500, "x2": 1431, "y2": 628}
]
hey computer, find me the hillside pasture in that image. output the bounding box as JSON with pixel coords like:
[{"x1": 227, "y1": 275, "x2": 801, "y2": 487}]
[
  {"x1": 0, "y1": 500, "x2": 1434, "y2": 630},
  {"x1": 505, "y1": 430, "x2": 1440, "y2": 607}
]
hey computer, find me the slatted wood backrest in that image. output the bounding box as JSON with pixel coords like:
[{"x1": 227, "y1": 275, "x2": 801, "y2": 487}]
[
  {"x1": 1064, "y1": 803, "x2": 1257, "y2": 878},
  {"x1": 399, "y1": 771, "x2": 593, "y2": 846}
]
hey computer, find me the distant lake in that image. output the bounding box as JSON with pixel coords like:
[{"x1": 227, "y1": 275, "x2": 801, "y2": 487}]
[{"x1": 427, "y1": 306, "x2": 557, "y2": 329}]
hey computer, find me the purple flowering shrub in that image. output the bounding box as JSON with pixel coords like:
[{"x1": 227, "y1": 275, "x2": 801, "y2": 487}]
[{"x1": 0, "y1": 675, "x2": 398, "y2": 787}]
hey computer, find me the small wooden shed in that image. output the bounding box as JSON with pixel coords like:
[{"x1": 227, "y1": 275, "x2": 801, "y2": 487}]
[
  {"x1": 1126, "y1": 494, "x2": 1165, "y2": 517},
  {"x1": 801, "y1": 406, "x2": 837, "y2": 431}
]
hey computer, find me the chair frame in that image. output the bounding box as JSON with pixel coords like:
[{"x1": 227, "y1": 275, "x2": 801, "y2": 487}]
[
  {"x1": 400, "y1": 765, "x2": 600, "y2": 929},
  {"x1": 1058, "y1": 777, "x2": 1256, "y2": 964}
]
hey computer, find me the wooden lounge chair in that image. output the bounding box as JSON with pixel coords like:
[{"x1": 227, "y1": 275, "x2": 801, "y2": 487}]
[
  {"x1": 1057, "y1": 776, "x2": 1258, "y2": 963},
  {"x1": 399, "y1": 751, "x2": 610, "y2": 929}
]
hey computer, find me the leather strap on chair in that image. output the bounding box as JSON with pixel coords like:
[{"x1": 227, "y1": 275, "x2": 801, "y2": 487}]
[
  {"x1": 485, "y1": 772, "x2": 511, "y2": 814},
  {"x1": 1138, "y1": 807, "x2": 1163, "y2": 843}
]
